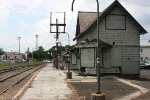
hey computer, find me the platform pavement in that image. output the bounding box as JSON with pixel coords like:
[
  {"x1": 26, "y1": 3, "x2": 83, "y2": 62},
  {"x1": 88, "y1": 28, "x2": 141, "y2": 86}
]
[
  {"x1": 13, "y1": 64, "x2": 147, "y2": 100},
  {"x1": 67, "y1": 71, "x2": 149, "y2": 100},
  {"x1": 13, "y1": 63, "x2": 72, "y2": 100}
]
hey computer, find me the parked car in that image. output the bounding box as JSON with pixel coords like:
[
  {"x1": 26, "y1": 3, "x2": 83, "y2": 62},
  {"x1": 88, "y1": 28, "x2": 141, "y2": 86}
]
[
  {"x1": 140, "y1": 61, "x2": 150, "y2": 69},
  {"x1": 43, "y1": 60, "x2": 52, "y2": 63}
]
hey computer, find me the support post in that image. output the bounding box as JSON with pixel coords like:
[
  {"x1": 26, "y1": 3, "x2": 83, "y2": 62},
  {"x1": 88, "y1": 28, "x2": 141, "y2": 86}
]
[
  {"x1": 92, "y1": 0, "x2": 105, "y2": 99},
  {"x1": 66, "y1": 50, "x2": 72, "y2": 79},
  {"x1": 56, "y1": 19, "x2": 59, "y2": 69},
  {"x1": 96, "y1": 0, "x2": 100, "y2": 94},
  {"x1": 71, "y1": 0, "x2": 105, "y2": 99},
  {"x1": 50, "y1": 12, "x2": 66, "y2": 69}
]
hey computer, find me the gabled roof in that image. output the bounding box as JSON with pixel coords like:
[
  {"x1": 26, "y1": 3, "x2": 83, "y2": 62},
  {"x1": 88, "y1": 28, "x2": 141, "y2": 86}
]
[
  {"x1": 75, "y1": 12, "x2": 98, "y2": 37},
  {"x1": 74, "y1": 0, "x2": 147, "y2": 40}
]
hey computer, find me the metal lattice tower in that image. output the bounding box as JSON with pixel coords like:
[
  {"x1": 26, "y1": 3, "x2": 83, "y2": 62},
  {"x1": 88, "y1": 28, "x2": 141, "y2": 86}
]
[
  {"x1": 35, "y1": 35, "x2": 39, "y2": 50},
  {"x1": 17, "y1": 36, "x2": 21, "y2": 54}
]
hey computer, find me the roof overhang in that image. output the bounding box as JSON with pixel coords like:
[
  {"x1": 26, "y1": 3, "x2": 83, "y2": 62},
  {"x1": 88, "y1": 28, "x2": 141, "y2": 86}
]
[{"x1": 71, "y1": 39, "x2": 112, "y2": 49}]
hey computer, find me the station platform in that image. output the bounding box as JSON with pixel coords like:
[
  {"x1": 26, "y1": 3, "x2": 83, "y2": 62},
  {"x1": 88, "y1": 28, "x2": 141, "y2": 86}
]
[
  {"x1": 13, "y1": 64, "x2": 72, "y2": 100},
  {"x1": 13, "y1": 63, "x2": 148, "y2": 100}
]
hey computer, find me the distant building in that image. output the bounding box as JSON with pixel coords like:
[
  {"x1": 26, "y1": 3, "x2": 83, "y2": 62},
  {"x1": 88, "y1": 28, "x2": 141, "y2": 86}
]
[
  {"x1": 0, "y1": 52, "x2": 25, "y2": 62},
  {"x1": 70, "y1": 0, "x2": 147, "y2": 76},
  {"x1": 140, "y1": 46, "x2": 150, "y2": 63}
]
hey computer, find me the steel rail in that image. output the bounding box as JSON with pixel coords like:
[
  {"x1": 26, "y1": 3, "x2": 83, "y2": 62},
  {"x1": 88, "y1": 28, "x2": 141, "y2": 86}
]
[{"x1": 0, "y1": 64, "x2": 45, "y2": 95}]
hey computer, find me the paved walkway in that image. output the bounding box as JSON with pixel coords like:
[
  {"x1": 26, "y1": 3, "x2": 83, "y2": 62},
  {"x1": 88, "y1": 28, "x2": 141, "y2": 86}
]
[
  {"x1": 18, "y1": 64, "x2": 72, "y2": 100},
  {"x1": 13, "y1": 64, "x2": 149, "y2": 100}
]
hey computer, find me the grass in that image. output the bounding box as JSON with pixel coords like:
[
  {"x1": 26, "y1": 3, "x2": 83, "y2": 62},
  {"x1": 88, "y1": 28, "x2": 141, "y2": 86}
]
[{"x1": 0, "y1": 61, "x2": 42, "y2": 70}]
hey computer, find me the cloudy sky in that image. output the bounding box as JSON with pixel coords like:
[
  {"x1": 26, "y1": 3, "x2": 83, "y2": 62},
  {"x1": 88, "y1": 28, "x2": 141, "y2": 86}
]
[{"x1": 0, "y1": 0, "x2": 149, "y2": 53}]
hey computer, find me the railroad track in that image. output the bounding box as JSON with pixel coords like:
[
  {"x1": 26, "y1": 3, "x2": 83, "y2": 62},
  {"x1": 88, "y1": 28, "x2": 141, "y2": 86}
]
[
  {"x1": 0, "y1": 64, "x2": 45, "y2": 95},
  {"x1": 0, "y1": 65, "x2": 39, "y2": 82},
  {"x1": 0, "y1": 64, "x2": 41, "y2": 74}
]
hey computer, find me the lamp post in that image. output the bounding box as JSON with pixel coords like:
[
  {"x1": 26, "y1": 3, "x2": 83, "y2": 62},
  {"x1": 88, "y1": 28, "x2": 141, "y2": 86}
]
[
  {"x1": 56, "y1": 40, "x2": 60, "y2": 69},
  {"x1": 72, "y1": 0, "x2": 105, "y2": 99},
  {"x1": 65, "y1": 48, "x2": 72, "y2": 79},
  {"x1": 63, "y1": 32, "x2": 72, "y2": 78}
]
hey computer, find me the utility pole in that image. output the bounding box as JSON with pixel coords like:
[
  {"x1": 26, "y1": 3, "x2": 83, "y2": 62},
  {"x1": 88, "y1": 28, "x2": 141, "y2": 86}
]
[
  {"x1": 56, "y1": 19, "x2": 59, "y2": 69},
  {"x1": 50, "y1": 12, "x2": 66, "y2": 69},
  {"x1": 35, "y1": 35, "x2": 39, "y2": 50},
  {"x1": 17, "y1": 36, "x2": 21, "y2": 54},
  {"x1": 96, "y1": 0, "x2": 101, "y2": 94}
]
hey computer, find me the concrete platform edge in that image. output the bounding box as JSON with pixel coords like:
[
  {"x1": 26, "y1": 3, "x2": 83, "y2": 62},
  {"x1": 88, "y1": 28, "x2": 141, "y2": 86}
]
[{"x1": 12, "y1": 67, "x2": 44, "y2": 100}]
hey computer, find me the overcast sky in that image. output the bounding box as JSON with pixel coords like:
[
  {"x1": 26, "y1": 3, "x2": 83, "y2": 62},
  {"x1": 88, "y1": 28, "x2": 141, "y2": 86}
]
[{"x1": 0, "y1": 0, "x2": 149, "y2": 53}]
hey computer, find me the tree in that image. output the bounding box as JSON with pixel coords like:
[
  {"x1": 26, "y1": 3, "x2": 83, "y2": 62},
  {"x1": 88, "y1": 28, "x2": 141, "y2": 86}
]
[
  {"x1": 45, "y1": 50, "x2": 53, "y2": 59},
  {"x1": 31, "y1": 45, "x2": 69, "y2": 61},
  {"x1": 65, "y1": 45, "x2": 71, "y2": 49},
  {"x1": 33, "y1": 51, "x2": 40, "y2": 60},
  {"x1": 49, "y1": 46, "x2": 65, "y2": 58},
  {"x1": 32, "y1": 46, "x2": 47, "y2": 60},
  {"x1": 28, "y1": 52, "x2": 32, "y2": 58},
  {"x1": 58, "y1": 46, "x2": 65, "y2": 54},
  {"x1": 37, "y1": 46, "x2": 46, "y2": 60},
  {"x1": 0, "y1": 48, "x2": 4, "y2": 55}
]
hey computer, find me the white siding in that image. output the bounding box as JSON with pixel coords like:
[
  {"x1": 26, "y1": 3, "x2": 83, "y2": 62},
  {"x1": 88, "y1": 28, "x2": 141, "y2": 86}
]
[
  {"x1": 111, "y1": 47, "x2": 121, "y2": 67},
  {"x1": 76, "y1": 6, "x2": 140, "y2": 75},
  {"x1": 140, "y1": 46, "x2": 150, "y2": 63},
  {"x1": 106, "y1": 15, "x2": 126, "y2": 30},
  {"x1": 121, "y1": 47, "x2": 140, "y2": 75},
  {"x1": 78, "y1": 7, "x2": 140, "y2": 46},
  {"x1": 71, "y1": 53, "x2": 77, "y2": 65},
  {"x1": 80, "y1": 48, "x2": 95, "y2": 67},
  {"x1": 122, "y1": 47, "x2": 140, "y2": 62},
  {"x1": 103, "y1": 48, "x2": 111, "y2": 68}
]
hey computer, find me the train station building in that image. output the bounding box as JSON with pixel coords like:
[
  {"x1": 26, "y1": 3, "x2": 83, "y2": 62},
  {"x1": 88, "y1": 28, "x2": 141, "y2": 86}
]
[{"x1": 70, "y1": 0, "x2": 147, "y2": 76}]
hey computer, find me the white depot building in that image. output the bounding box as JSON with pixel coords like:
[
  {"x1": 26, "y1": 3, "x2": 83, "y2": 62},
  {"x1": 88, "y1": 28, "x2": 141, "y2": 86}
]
[{"x1": 140, "y1": 46, "x2": 150, "y2": 63}]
